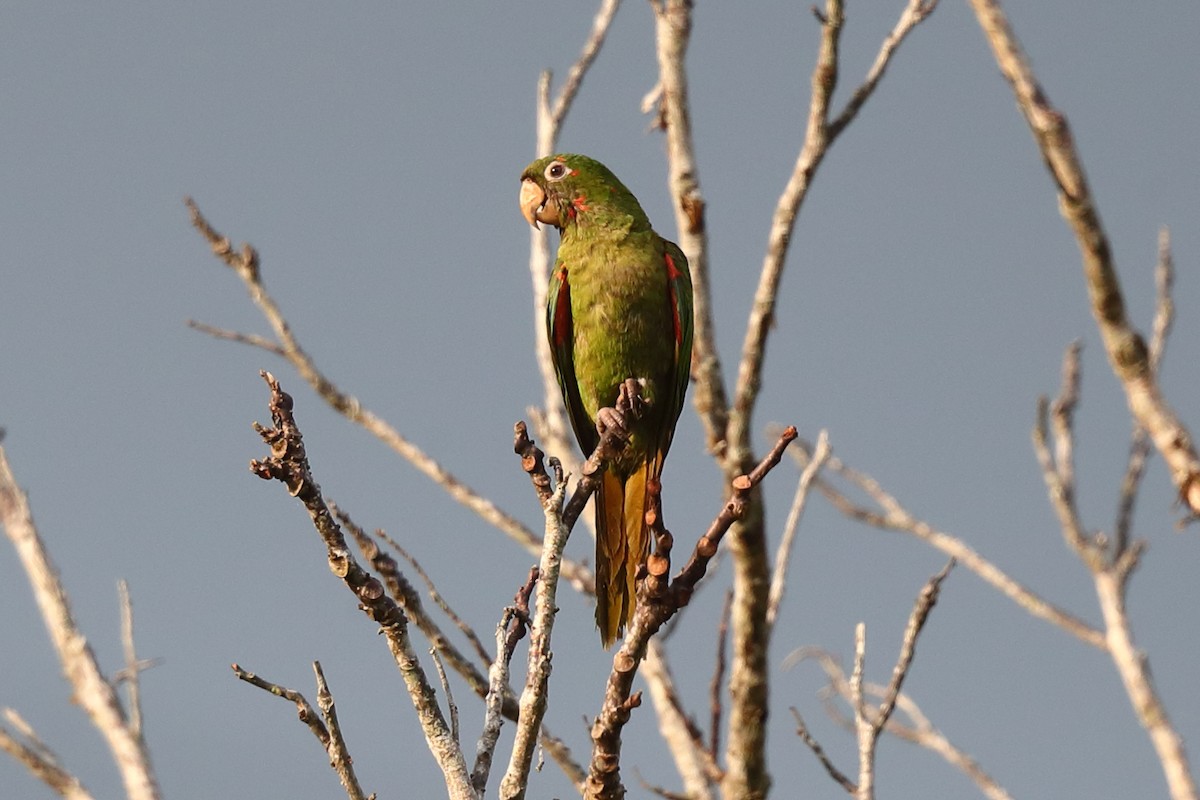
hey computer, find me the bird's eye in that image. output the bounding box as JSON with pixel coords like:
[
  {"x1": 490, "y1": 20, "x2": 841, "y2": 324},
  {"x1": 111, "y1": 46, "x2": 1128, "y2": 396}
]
[{"x1": 544, "y1": 160, "x2": 569, "y2": 181}]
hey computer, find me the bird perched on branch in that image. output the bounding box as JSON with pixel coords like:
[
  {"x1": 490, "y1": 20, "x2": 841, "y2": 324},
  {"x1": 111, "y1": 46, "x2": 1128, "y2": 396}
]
[{"x1": 519, "y1": 154, "x2": 693, "y2": 647}]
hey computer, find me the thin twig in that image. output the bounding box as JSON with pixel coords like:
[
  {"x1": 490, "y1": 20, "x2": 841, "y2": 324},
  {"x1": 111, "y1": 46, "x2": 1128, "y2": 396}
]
[
  {"x1": 798, "y1": 563, "x2": 952, "y2": 800},
  {"x1": 314, "y1": 662, "x2": 370, "y2": 800},
  {"x1": 336, "y1": 504, "x2": 511, "y2": 724},
  {"x1": 116, "y1": 580, "x2": 148, "y2": 745},
  {"x1": 1033, "y1": 346, "x2": 1092, "y2": 560},
  {"x1": 473, "y1": 607, "x2": 517, "y2": 795},
  {"x1": 790, "y1": 706, "x2": 856, "y2": 794},
  {"x1": 185, "y1": 320, "x2": 286, "y2": 357},
  {"x1": 727, "y1": 0, "x2": 939, "y2": 467},
  {"x1": 377, "y1": 523, "x2": 493, "y2": 669},
  {"x1": 233, "y1": 663, "x2": 370, "y2": 800},
  {"x1": 875, "y1": 561, "x2": 954, "y2": 734},
  {"x1": 768, "y1": 430, "x2": 830, "y2": 627},
  {"x1": 429, "y1": 647, "x2": 460, "y2": 748},
  {"x1": 471, "y1": 571, "x2": 585, "y2": 796},
  {"x1": 709, "y1": 591, "x2": 732, "y2": 763}
]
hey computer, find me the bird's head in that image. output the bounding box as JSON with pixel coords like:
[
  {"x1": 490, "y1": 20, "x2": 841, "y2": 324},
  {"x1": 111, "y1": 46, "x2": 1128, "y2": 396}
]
[{"x1": 519, "y1": 154, "x2": 649, "y2": 232}]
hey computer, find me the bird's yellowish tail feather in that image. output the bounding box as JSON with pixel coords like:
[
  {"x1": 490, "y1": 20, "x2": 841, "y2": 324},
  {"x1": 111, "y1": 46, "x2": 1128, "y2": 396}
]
[
  {"x1": 594, "y1": 454, "x2": 666, "y2": 647},
  {"x1": 596, "y1": 470, "x2": 627, "y2": 647}
]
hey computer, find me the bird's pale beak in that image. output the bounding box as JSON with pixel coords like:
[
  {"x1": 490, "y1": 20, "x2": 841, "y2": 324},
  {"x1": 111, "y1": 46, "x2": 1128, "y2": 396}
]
[{"x1": 519, "y1": 179, "x2": 557, "y2": 228}]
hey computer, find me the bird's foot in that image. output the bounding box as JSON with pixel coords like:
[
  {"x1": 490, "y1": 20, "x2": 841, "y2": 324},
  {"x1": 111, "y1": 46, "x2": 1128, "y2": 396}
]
[
  {"x1": 595, "y1": 378, "x2": 648, "y2": 442},
  {"x1": 596, "y1": 407, "x2": 629, "y2": 442}
]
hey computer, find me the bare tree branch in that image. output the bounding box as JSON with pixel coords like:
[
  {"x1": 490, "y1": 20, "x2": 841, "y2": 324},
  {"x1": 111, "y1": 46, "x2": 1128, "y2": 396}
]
[
  {"x1": 315, "y1": 662, "x2": 372, "y2": 800},
  {"x1": 473, "y1": 570, "x2": 535, "y2": 796},
  {"x1": 874, "y1": 561, "x2": 954, "y2": 738},
  {"x1": 709, "y1": 592, "x2": 731, "y2": 765},
  {"x1": 641, "y1": 640, "x2": 719, "y2": 800},
  {"x1": 499, "y1": 470, "x2": 570, "y2": 800},
  {"x1": 768, "y1": 430, "x2": 830, "y2": 627},
  {"x1": 790, "y1": 706, "x2": 856, "y2": 794},
  {"x1": 115, "y1": 579, "x2": 158, "y2": 747},
  {"x1": 789, "y1": 563, "x2": 953, "y2": 800},
  {"x1": 247, "y1": 372, "x2": 473, "y2": 799},
  {"x1": 0, "y1": 442, "x2": 161, "y2": 800},
  {"x1": 849, "y1": 623, "x2": 872, "y2": 799},
  {"x1": 969, "y1": 0, "x2": 1200, "y2": 516},
  {"x1": 649, "y1": 0, "x2": 727, "y2": 456}
]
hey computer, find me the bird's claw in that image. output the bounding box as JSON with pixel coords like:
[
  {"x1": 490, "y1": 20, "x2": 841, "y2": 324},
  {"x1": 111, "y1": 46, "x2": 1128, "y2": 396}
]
[
  {"x1": 618, "y1": 378, "x2": 648, "y2": 420},
  {"x1": 596, "y1": 407, "x2": 629, "y2": 442},
  {"x1": 595, "y1": 379, "x2": 649, "y2": 441}
]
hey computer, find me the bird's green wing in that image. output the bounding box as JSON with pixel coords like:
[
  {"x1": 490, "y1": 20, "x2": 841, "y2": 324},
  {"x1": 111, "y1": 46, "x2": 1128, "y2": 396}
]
[
  {"x1": 546, "y1": 258, "x2": 598, "y2": 456},
  {"x1": 659, "y1": 238, "x2": 694, "y2": 459}
]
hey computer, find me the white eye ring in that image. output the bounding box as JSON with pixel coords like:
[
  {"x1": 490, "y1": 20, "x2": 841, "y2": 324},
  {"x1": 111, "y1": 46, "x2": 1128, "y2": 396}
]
[{"x1": 544, "y1": 160, "x2": 569, "y2": 182}]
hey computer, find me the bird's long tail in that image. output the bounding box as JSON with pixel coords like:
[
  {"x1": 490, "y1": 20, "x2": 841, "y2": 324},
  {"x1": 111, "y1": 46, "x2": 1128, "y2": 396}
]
[{"x1": 595, "y1": 454, "x2": 663, "y2": 647}]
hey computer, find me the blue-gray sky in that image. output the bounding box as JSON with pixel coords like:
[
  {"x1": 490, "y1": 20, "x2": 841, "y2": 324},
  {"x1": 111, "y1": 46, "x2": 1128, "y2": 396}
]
[{"x1": 2, "y1": 3, "x2": 1198, "y2": 798}]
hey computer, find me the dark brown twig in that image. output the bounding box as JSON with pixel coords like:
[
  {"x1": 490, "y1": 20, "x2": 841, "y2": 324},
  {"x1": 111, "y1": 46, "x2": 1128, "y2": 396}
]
[
  {"x1": 515, "y1": 422, "x2": 555, "y2": 506},
  {"x1": 790, "y1": 706, "x2": 856, "y2": 794},
  {"x1": 585, "y1": 427, "x2": 798, "y2": 799},
  {"x1": 674, "y1": 428, "x2": 799, "y2": 593},
  {"x1": 233, "y1": 662, "x2": 370, "y2": 800},
  {"x1": 709, "y1": 591, "x2": 732, "y2": 761}
]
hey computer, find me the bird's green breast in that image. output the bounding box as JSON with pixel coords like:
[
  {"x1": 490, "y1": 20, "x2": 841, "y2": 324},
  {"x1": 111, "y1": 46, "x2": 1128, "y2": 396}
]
[{"x1": 557, "y1": 229, "x2": 675, "y2": 471}]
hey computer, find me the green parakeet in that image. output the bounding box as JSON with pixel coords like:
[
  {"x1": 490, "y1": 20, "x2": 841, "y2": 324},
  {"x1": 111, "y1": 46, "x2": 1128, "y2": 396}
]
[{"x1": 519, "y1": 154, "x2": 693, "y2": 647}]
